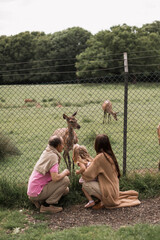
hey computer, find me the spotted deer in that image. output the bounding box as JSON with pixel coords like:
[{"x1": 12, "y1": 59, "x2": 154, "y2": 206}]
[
  {"x1": 52, "y1": 112, "x2": 81, "y2": 170},
  {"x1": 102, "y1": 100, "x2": 118, "y2": 124}
]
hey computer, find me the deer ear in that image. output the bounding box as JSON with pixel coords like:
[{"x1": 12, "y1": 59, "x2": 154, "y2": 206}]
[
  {"x1": 63, "y1": 114, "x2": 67, "y2": 119},
  {"x1": 72, "y1": 111, "x2": 77, "y2": 116}
]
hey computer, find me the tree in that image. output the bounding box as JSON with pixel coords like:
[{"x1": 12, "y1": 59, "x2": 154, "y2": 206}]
[
  {"x1": 76, "y1": 23, "x2": 160, "y2": 78},
  {"x1": 76, "y1": 24, "x2": 138, "y2": 78},
  {"x1": 46, "y1": 27, "x2": 92, "y2": 83},
  {"x1": 1, "y1": 32, "x2": 38, "y2": 84}
]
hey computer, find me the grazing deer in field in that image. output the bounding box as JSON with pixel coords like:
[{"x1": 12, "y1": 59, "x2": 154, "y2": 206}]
[
  {"x1": 102, "y1": 100, "x2": 118, "y2": 124},
  {"x1": 52, "y1": 112, "x2": 81, "y2": 171},
  {"x1": 24, "y1": 99, "x2": 36, "y2": 103}
]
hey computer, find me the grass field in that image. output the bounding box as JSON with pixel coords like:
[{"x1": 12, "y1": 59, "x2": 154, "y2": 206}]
[{"x1": 0, "y1": 83, "x2": 160, "y2": 183}]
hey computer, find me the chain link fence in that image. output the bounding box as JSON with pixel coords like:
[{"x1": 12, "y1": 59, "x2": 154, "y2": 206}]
[{"x1": 0, "y1": 73, "x2": 160, "y2": 183}]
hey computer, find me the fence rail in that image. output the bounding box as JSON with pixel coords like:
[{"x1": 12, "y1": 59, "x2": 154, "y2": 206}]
[{"x1": 0, "y1": 72, "x2": 160, "y2": 183}]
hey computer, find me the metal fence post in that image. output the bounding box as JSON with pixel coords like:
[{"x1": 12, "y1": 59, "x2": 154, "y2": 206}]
[{"x1": 123, "y1": 52, "x2": 129, "y2": 176}]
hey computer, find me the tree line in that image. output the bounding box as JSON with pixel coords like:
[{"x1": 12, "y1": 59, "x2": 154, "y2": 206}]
[{"x1": 0, "y1": 21, "x2": 160, "y2": 84}]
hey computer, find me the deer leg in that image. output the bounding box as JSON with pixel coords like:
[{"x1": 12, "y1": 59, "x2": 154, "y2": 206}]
[
  {"x1": 103, "y1": 111, "x2": 106, "y2": 124},
  {"x1": 108, "y1": 113, "x2": 111, "y2": 123},
  {"x1": 63, "y1": 151, "x2": 69, "y2": 169},
  {"x1": 67, "y1": 153, "x2": 71, "y2": 172}
]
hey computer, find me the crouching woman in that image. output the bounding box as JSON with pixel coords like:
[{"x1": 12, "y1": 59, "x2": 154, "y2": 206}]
[
  {"x1": 80, "y1": 134, "x2": 141, "y2": 209},
  {"x1": 27, "y1": 136, "x2": 70, "y2": 213}
]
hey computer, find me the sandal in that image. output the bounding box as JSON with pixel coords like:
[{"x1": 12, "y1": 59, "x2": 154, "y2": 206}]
[
  {"x1": 84, "y1": 200, "x2": 95, "y2": 208},
  {"x1": 92, "y1": 201, "x2": 105, "y2": 210}
]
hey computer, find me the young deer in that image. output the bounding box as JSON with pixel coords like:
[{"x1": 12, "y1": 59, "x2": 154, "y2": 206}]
[
  {"x1": 102, "y1": 100, "x2": 118, "y2": 124},
  {"x1": 52, "y1": 112, "x2": 81, "y2": 170}
]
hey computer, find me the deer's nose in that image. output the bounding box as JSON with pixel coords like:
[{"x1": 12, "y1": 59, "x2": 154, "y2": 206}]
[{"x1": 77, "y1": 125, "x2": 81, "y2": 129}]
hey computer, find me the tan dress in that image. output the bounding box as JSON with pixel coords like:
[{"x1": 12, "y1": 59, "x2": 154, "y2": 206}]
[{"x1": 82, "y1": 152, "x2": 141, "y2": 209}]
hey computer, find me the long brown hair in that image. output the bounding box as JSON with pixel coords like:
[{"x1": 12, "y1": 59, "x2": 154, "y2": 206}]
[{"x1": 94, "y1": 134, "x2": 121, "y2": 178}]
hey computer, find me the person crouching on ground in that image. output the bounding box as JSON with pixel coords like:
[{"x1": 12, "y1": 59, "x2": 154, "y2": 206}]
[
  {"x1": 27, "y1": 135, "x2": 70, "y2": 213},
  {"x1": 73, "y1": 144, "x2": 97, "y2": 208},
  {"x1": 76, "y1": 134, "x2": 141, "y2": 210}
]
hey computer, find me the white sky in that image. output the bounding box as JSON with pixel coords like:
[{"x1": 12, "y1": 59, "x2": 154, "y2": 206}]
[{"x1": 0, "y1": 0, "x2": 160, "y2": 36}]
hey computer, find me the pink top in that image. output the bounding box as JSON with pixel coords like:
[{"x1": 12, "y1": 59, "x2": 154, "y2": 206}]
[{"x1": 27, "y1": 163, "x2": 58, "y2": 197}]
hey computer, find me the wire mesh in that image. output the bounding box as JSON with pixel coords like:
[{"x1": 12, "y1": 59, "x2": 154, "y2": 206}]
[{"x1": 0, "y1": 73, "x2": 160, "y2": 183}]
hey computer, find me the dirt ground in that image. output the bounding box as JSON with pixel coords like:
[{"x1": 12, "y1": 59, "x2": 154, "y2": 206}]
[{"x1": 35, "y1": 196, "x2": 160, "y2": 230}]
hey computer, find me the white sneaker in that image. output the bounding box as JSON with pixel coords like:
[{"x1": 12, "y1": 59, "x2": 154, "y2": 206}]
[{"x1": 40, "y1": 205, "x2": 63, "y2": 213}]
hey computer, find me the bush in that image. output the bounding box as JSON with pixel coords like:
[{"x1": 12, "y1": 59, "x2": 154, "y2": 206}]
[
  {"x1": 120, "y1": 173, "x2": 160, "y2": 199},
  {"x1": 0, "y1": 132, "x2": 21, "y2": 160}
]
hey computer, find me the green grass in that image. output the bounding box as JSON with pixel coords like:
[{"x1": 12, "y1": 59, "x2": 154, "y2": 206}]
[
  {"x1": 0, "y1": 207, "x2": 160, "y2": 240},
  {"x1": 0, "y1": 173, "x2": 160, "y2": 209},
  {"x1": 120, "y1": 173, "x2": 160, "y2": 199},
  {"x1": 0, "y1": 83, "x2": 160, "y2": 183}
]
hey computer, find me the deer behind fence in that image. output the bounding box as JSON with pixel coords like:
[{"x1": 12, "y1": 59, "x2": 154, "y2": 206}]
[
  {"x1": 102, "y1": 100, "x2": 118, "y2": 124},
  {"x1": 52, "y1": 112, "x2": 81, "y2": 170}
]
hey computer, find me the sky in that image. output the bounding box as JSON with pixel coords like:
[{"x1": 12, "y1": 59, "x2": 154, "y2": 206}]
[{"x1": 0, "y1": 0, "x2": 160, "y2": 36}]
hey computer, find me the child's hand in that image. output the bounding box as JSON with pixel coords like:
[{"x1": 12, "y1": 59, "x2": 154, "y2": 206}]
[
  {"x1": 75, "y1": 162, "x2": 86, "y2": 175},
  {"x1": 76, "y1": 169, "x2": 80, "y2": 175}
]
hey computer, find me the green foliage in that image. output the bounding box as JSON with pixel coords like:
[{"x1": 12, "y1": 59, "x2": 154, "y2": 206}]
[
  {"x1": 0, "y1": 132, "x2": 21, "y2": 160},
  {"x1": 76, "y1": 22, "x2": 160, "y2": 78},
  {"x1": 59, "y1": 173, "x2": 86, "y2": 207},
  {"x1": 0, "y1": 27, "x2": 91, "y2": 84},
  {"x1": 0, "y1": 178, "x2": 28, "y2": 208},
  {"x1": 120, "y1": 173, "x2": 160, "y2": 199},
  {"x1": 0, "y1": 172, "x2": 160, "y2": 209},
  {"x1": 1, "y1": 21, "x2": 160, "y2": 84}
]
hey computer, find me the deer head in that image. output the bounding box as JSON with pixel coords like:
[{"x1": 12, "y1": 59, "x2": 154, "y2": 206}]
[
  {"x1": 63, "y1": 112, "x2": 81, "y2": 129},
  {"x1": 112, "y1": 112, "x2": 118, "y2": 121}
]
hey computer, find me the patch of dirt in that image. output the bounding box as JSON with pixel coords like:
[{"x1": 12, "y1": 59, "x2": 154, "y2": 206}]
[
  {"x1": 46, "y1": 196, "x2": 160, "y2": 230},
  {"x1": 28, "y1": 196, "x2": 160, "y2": 230}
]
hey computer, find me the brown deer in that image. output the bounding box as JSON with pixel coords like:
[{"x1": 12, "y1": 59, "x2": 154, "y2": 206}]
[
  {"x1": 52, "y1": 112, "x2": 81, "y2": 170},
  {"x1": 102, "y1": 100, "x2": 118, "y2": 124},
  {"x1": 24, "y1": 99, "x2": 36, "y2": 103}
]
